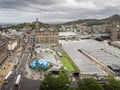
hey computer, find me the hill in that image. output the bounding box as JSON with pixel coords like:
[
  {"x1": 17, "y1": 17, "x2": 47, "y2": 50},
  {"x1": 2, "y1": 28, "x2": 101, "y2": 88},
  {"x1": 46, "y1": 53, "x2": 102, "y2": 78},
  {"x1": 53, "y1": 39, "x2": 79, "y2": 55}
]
[
  {"x1": 64, "y1": 14, "x2": 120, "y2": 26},
  {"x1": 10, "y1": 21, "x2": 47, "y2": 30}
]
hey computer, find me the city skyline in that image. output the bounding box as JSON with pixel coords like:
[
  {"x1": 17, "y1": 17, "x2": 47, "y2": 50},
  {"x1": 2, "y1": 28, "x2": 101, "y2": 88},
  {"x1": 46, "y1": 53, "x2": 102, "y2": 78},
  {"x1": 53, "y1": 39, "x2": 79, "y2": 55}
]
[
  {"x1": 0, "y1": 0, "x2": 120, "y2": 24},
  {"x1": 0, "y1": 7, "x2": 120, "y2": 89}
]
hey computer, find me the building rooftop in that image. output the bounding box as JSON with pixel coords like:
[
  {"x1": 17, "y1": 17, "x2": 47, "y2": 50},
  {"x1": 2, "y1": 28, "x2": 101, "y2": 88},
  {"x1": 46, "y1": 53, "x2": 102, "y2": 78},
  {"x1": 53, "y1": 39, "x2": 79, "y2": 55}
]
[
  {"x1": 60, "y1": 39, "x2": 120, "y2": 76},
  {"x1": 43, "y1": 52, "x2": 57, "y2": 65},
  {"x1": 59, "y1": 32, "x2": 78, "y2": 37}
]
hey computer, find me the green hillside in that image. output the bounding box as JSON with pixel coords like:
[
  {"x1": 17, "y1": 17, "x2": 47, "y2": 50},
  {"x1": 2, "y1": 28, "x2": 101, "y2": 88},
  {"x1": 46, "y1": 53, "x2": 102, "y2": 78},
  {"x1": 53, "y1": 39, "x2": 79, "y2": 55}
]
[{"x1": 64, "y1": 14, "x2": 120, "y2": 26}]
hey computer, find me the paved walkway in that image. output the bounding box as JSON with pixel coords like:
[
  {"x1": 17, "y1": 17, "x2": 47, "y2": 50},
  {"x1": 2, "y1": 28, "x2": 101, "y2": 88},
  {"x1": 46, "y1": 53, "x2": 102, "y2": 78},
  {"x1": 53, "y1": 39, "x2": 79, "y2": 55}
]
[{"x1": 24, "y1": 60, "x2": 43, "y2": 80}]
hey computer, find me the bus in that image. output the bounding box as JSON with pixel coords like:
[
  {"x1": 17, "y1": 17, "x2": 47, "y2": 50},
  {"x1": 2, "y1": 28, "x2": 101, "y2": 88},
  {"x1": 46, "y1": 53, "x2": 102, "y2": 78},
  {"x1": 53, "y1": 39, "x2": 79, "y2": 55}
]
[
  {"x1": 14, "y1": 61, "x2": 19, "y2": 68},
  {"x1": 14, "y1": 75, "x2": 21, "y2": 90},
  {"x1": 3, "y1": 71, "x2": 13, "y2": 84}
]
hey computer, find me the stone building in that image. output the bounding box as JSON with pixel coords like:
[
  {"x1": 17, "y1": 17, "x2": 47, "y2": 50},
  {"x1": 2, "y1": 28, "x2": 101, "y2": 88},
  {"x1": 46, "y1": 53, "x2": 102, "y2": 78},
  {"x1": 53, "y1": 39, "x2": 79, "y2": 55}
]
[
  {"x1": 0, "y1": 37, "x2": 8, "y2": 65},
  {"x1": 0, "y1": 29, "x2": 25, "y2": 52},
  {"x1": 35, "y1": 18, "x2": 59, "y2": 44},
  {"x1": 111, "y1": 25, "x2": 120, "y2": 41}
]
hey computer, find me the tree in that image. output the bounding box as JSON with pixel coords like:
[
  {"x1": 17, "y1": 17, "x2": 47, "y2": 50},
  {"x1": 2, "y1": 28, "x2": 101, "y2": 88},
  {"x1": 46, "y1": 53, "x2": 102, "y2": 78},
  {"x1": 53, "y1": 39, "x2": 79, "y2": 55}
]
[
  {"x1": 58, "y1": 72, "x2": 71, "y2": 84},
  {"x1": 77, "y1": 78, "x2": 103, "y2": 90},
  {"x1": 40, "y1": 72, "x2": 72, "y2": 90},
  {"x1": 103, "y1": 76, "x2": 120, "y2": 90}
]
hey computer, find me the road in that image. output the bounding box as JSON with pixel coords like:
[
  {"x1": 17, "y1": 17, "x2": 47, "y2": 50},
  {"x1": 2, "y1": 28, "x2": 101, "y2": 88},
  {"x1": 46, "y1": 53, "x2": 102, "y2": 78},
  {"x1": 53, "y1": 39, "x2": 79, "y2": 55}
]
[
  {"x1": 0, "y1": 33, "x2": 41, "y2": 90},
  {"x1": 20, "y1": 77, "x2": 41, "y2": 90}
]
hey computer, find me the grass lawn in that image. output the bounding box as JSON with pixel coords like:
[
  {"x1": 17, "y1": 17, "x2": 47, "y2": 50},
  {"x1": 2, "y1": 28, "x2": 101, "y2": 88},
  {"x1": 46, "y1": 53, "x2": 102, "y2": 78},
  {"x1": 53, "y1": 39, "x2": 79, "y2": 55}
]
[{"x1": 60, "y1": 52, "x2": 78, "y2": 72}]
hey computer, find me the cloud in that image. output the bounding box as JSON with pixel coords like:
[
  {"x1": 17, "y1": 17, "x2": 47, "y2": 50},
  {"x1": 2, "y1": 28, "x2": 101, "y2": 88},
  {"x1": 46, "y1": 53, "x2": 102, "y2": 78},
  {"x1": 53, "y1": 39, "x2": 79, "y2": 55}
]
[{"x1": 0, "y1": 0, "x2": 120, "y2": 24}]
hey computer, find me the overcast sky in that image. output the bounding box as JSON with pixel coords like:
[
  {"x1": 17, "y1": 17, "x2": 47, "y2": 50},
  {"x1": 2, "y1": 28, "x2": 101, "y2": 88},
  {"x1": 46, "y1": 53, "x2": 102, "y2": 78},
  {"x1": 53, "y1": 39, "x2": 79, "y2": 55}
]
[{"x1": 0, "y1": 0, "x2": 120, "y2": 24}]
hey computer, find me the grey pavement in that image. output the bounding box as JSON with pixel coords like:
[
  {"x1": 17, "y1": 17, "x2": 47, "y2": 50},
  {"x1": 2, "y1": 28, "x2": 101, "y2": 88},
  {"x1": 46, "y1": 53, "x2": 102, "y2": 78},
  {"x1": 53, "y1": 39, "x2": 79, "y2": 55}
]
[{"x1": 20, "y1": 77, "x2": 41, "y2": 90}]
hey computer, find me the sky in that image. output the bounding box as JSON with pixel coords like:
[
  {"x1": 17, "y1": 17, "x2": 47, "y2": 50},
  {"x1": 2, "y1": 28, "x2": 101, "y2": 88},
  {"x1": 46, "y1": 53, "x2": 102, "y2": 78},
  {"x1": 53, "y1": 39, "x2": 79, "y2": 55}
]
[{"x1": 0, "y1": 0, "x2": 120, "y2": 24}]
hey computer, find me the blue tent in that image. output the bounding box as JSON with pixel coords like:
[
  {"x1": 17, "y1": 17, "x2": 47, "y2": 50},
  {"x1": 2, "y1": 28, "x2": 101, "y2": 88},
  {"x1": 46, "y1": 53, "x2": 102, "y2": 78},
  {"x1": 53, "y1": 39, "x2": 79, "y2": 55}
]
[
  {"x1": 30, "y1": 59, "x2": 49, "y2": 70},
  {"x1": 30, "y1": 62, "x2": 36, "y2": 68},
  {"x1": 43, "y1": 62, "x2": 49, "y2": 69},
  {"x1": 37, "y1": 60, "x2": 43, "y2": 66}
]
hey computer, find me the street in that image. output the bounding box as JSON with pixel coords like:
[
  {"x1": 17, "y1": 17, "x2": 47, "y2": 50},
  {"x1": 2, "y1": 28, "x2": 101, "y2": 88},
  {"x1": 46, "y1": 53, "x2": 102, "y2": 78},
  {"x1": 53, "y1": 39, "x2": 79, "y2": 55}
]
[{"x1": 0, "y1": 33, "x2": 41, "y2": 90}]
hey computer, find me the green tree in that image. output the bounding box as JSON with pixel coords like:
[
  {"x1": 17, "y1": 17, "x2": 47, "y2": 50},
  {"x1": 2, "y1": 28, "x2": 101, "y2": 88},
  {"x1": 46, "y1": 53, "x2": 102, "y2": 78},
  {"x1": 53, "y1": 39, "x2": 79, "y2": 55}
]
[
  {"x1": 77, "y1": 78, "x2": 103, "y2": 90},
  {"x1": 103, "y1": 76, "x2": 120, "y2": 90},
  {"x1": 58, "y1": 72, "x2": 71, "y2": 84},
  {"x1": 40, "y1": 72, "x2": 72, "y2": 90}
]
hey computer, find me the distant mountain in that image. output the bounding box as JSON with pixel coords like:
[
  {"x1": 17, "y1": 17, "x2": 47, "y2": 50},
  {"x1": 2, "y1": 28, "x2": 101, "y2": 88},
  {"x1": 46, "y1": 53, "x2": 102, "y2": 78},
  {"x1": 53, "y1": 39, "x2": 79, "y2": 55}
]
[{"x1": 64, "y1": 14, "x2": 120, "y2": 26}]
